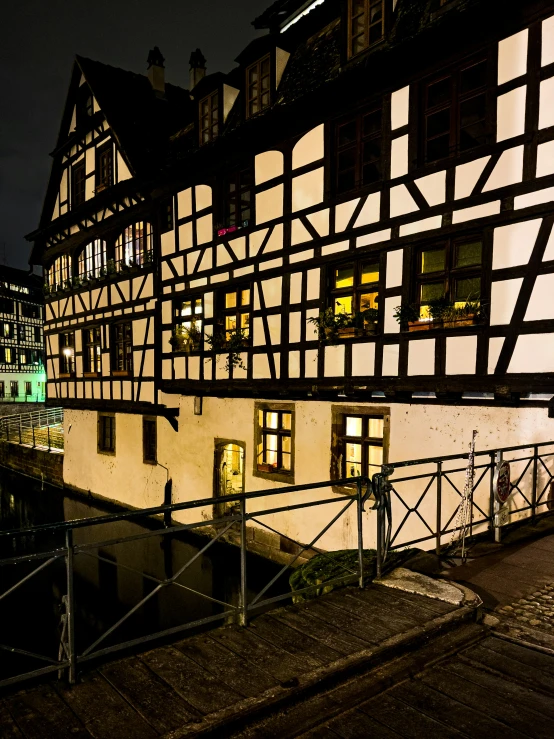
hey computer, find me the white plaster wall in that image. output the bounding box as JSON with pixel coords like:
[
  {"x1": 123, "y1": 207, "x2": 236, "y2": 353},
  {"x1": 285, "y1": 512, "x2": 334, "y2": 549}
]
[{"x1": 63, "y1": 400, "x2": 554, "y2": 554}]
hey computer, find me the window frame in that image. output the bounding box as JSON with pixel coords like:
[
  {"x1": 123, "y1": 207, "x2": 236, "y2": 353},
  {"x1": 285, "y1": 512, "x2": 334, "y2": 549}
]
[
  {"x1": 112, "y1": 321, "x2": 133, "y2": 375},
  {"x1": 331, "y1": 405, "x2": 390, "y2": 493},
  {"x1": 10, "y1": 381, "x2": 18, "y2": 398},
  {"x1": 142, "y1": 416, "x2": 157, "y2": 465},
  {"x1": 115, "y1": 222, "x2": 153, "y2": 271},
  {"x1": 96, "y1": 142, "x2": 114, "y2": 191},
  {"x1": 254, "y1": 402, "x2": 295, "y2": 483},
  {"x1": 219, "y1": 285, "x2": 252, "y2": 344},
  {"x1": 246, "y1": 54, "x2": 271, "y2": 119},
  {"x1": 77, "y1": 239, "x2": 107, "y2": 280},
  {"x1": 98, "y1": 412, "x2": 116, "y2": 455},
  {"x1": 59, "y1": 331, "x2": 76, "y2": 376},
  {"x1": 222, "y1": 167, "x2": 255, "y2": 231},
  {"x1": 83, "y1": 326, "x2": 102, "y2": 375},
  {"x1": 173, "y1": 297, "x2": 204, "y2": 353},
  {"x1": 347, "y1": 0, "x2": 386, "y2": 59},
  {"x1": 199, "y1": 90, "x2": 219, "y2": 145},
  {"x1": 414, "y1": 235, "x2": 484, "y2": 323},
  {"x1": 327, "y1": 258, "x2": 381, "y2": 335},
  {"x1": 334, "y1": 106, "x2": 383, "y2": 195},
  {"x1": 421, "y1": 57, "x2": 491, "y2": 165}
]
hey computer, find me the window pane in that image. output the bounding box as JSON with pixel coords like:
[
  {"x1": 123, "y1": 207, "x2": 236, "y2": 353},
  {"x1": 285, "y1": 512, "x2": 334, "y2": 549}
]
[
  {"x1": 266, "y1": 412, "x2": 279, "y2": 429},
  {"x1": 281, "y1": 452, "x2": 291, "y2": 471},
  {"x1": 427, "y1": 109, "x2": 450, "y2": 138},
  {"x1": 282, "y1": 436, "x2": 291, "y2": 454},
  {"x1": 281, "y1": 413, "x2": 292, "y2": 431},
  {"x1": 421, "y1": 248, "x2": 446, "y2": 274},
  {"x1": 368, "y1": 445, "x2": 383, "y2": 470},
  {"x1": 266, "y1": 433, "x2": 278, "y2": 451},
  {"x1": 428, "y1": 77, "x2": 451, "y2": 108},
  {"x1": 258, "y1": 410, "x2": 264, "y2": 427},
  {"x1": 241, "y1": 289, "x2": 250, "y2": 306},
  {"x1": 363, "y1": 110, "x2": 382, "y2": 136},
  {"x1": 338, "y1": 121, "x2": 356, "y2": 147},
  {"x1": 335, "y1": 266, "x2": 354, "y2": 288},
  {"x1": 225, "y1": 316, "x2": 237, "y2": 331},
  {"x1": 335, "y1": 296, "x2": 353, "y2": 315},
  {"x1": 240, "y1": 313, "x2": 250, "y2": 330},
  {"x1": 421, "y1": 282, "x2": 445, "y2": 304},
  {"x1": 427, "y1": 134, "x2": 450, "y2": 162},
  {"x1": 361, "y1": 263, "x2": 379, "y2": 284},
  {"x1": 454, "y1": 277, "x2": 481, "y2": 305},
  {"x1": 346, "y1": 416, "x2": 363, "y2": 437},
  {"x1": 225, "y1": 292, "x2": 237, "y2": 309},
  {"x1": 346, "y1": 443, "x2": 362, "y2": 477},
  {"x1": 455, "y1": 241, "x2": 482, "y2": 268},
  {"x1": 360, "y1": 292, "x2": 378, "y2": 311},
  {"x1": 460, "y1": 61, "x2": 487, "y2": 93},
  {"x1": 367, "y1": 417, "x2": 384, "y2": 438}
]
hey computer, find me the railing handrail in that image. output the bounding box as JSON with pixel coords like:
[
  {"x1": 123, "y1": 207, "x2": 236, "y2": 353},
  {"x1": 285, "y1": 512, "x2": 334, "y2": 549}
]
[{"x1": 0, "y1": 407, "x2": 63, "y2": 429}]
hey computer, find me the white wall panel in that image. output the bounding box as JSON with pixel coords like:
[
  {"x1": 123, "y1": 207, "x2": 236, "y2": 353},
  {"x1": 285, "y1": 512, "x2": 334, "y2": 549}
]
[
  {"x1": 161, "y1": 230, "x2": 175, "y2": 256},
  {"x1": 255, "y1": 150, "x2": 284, "y2": 185},
  {"x1": 292, "y1": 124, "x2": 324, "y2": 169},
  {"x1": 384, "y1": 297, "x2": 400, "y2": 334},
  {"x1": 289, "y1": 351, "x2": 301, "y2": 378},
  {"x1": 352, "y1": 343, "x2": 375, "y2": 376},
  {"x1": 498, "y1": 30, "x2": 528, "y2": 85},
  {"x1": 493, "y1": 219, "x2": 541, "y2": 270},
  {"x1": 356, "y1": 229, "x2": 391, "y2": 248},
  {"x1": 542, "y1": 15, "x2": 554, "y2": 66},
  {"x1": 509, "y1": 333, "x2": 554, "y2": 373},
  {"x1": 267, "y1": 315, "x2": 281, "y2": 345},
  {"x1": 262, "y1": 277, "x2": 282, "y2": 308},
  {"x1": 446, "y1": 335, "x2": 477, "y2": 375},
  {"x1": 354, "y1": 192, "x2": 380, "y2": 228},
  {"x1": 452, "y1": 201, "x2": 500, "y2": 224},
  {"x1": 263, "y1": 224, "x2": 284, "y2": 253},
  {"x1": 305, "y1": 349, "x2": 318, "y2": 377},
  {"x1": 382, "y1": 344, "x2": 399, "y2": 376},
  {"x1": 488, "y1": 337, "x2": 505, "y2": 374},
  {"x1": 253, "y1": 354, "x2": 271, "y2": 379},
  {"x1": 536, "y1": 140, "x2": 554, "y2": 178},
  {"x1": 483, "y1": 146, "x2": 524, "y2": 191},
  {"x1": 539, "y1": 77, "x2": 554, "y2": 130},
  {"x1": 389, "y1": 185, "x2": 418, "y2": 218},
  {"x1": 391, "y1": 86, "x2": 410, "y2": 130},
  {"x1": 291, "y1": 219, "x2": 312, "y2": 245},
  {"x1": 324, "y1": 345, "x2": 345, "y2": 377},
  {"x1": 399, "y1": 215, "x2": 442, "y2": 237},
  {"x1": 177, "y1": 188, "x2": 192, "y2": 219},
  {"x1": 178, "y1": 222, "x2": 193, "y2": 251},
  {"x1": 249, "y1": 228, "x2": 269, "y2": 257},
  {"x1": 414, "y1": 170, "x2": 446, "y2": 206},
  {"x1": 490, "y1": 278, "x2": 523, "y2": 325},
  {"x1": 455, "y1": 156, "x2": 490, "y2": 200},
  {"x1": 335, "y1": 198, "x2": 360, "y2": 232},
  {"x1": 386, "y1": 250, "x2": 403, "y2": 289},
  {"x1": 515, "y1": 186, "x2": 554, "y2": 210},
  {"x1": 306, "y1": 208, "x2": 329, "y2": 237},
  {"x1": 291, "y1": 167, "x2": 324, "y2": 212},
  {"x1": 290, "y1": 273, "x2": 302, "y2": 303},
  {"x1": 322, "y1": 241, "x2": 349, "y2": 256},
  {"x1": 195, "y1": 185, "x2": 212, "y2": 212},
  {"x1": 306, "y1": 269, "x2": 320, "y2": 301},
  {"x1": 256, "y1": 184, "x2": 284, "y2": 224},
  {"x1": 228, "y1": 236, "x2": 246, "y2": 260},
  {"x1": 391, "y1": 135, "x2": 409, "y2": 178},
  {"x1": 196, "y1": 214, "x2": 213, "y2": 245},
  {"x1": 497, "y1": 86, "x2": 527, "y2": 142},
  {"x1": 408, "y1": 339, "x2": 435, "y2": 376},
  {"x1": 289, "y1": 312, "x2": 301, "y2": 343},
  {"x1": 525, "y1": 274, "x2": 554, "y2": 321}
]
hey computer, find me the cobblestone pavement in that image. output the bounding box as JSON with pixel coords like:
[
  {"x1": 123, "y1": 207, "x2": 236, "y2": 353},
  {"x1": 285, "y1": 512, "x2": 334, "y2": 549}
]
[{"x1": 496, "y1": 582, "x2": 554, "y2": 632}]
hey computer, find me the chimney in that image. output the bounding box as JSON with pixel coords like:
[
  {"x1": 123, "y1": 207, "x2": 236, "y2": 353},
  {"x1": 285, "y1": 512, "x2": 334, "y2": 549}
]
[
  {"x1": 189, "y1": 49, "x2": 207, "y2": 90},
  {"x1": 147, "y1": 46, "x2": 166, "y2": 97}
]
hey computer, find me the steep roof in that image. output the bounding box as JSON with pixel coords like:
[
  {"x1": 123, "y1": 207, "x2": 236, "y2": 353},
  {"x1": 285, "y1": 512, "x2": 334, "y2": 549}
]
[{"x1": 75, "y1": 56, "x2": 193, "y2": 176}]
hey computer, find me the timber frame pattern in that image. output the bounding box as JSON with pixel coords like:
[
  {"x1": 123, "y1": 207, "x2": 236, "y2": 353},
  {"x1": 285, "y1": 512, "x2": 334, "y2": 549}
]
[{"x1": 28, "y1": 0, "x2": 554, "y2": 416}]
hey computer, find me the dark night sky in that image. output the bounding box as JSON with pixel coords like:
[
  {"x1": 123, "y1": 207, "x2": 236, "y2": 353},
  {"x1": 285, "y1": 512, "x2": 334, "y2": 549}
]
[{"x1": 0, "y1": 0, "x2": 267, "y2": 270}]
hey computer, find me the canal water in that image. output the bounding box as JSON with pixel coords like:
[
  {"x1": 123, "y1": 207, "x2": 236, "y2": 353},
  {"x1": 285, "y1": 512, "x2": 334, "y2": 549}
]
[{"x1": 0, "y1": 469, "x2": 288, "y2": 683}]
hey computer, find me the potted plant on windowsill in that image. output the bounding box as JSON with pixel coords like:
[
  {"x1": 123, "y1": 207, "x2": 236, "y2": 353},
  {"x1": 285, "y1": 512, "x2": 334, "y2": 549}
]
[
  {"x1": 257, "y1": 463, "x2": 277, "y2": 473},
  {"x1": 442, "y1": 301, "x2": 482, "y2": 328},
  {"x1": 309, "y1": 307, "x2": 379, "y2": 345},
  {"x1": 206, "y1": 327, "x2": 248, "y2": 373},
  {"x1": 170, "y1": 320, "x2": 202, "y2": 353}
]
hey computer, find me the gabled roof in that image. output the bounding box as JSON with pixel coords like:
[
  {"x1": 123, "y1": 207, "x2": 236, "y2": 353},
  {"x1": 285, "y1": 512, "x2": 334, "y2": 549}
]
[{"x1": 74, "y1": 56, "x2": 193, "y2": 176}]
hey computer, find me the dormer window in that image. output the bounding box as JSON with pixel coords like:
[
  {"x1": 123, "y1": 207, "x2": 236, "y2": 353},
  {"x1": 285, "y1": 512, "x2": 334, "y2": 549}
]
[
  {"x1": 246, "y1": 55, "x2": 271, "y2": 118},
  {"x1": 96, "y1": 142, "x2": 113, "y2": 191},
  {"x1": 348, "y1": 0, "x2": 385, "y2": 58},
  {"x1": 200, "y1": 91, "x2": 219, "y2": 144}
]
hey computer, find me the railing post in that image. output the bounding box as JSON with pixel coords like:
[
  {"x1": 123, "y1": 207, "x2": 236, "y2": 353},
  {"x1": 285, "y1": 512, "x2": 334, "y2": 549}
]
[
  {"x1": 375, "y1": 474, "x2": 383, "y2": 580},
  {"x1": 532, "y1": 445, "x2": 539, "y2": 523},
  {"x1": 356, "y1": 477, "x2": 364, "y2": 589},
  {"x1": 47, "y1": 425, "x2": 51, "y2": 451},
  {"x1": 239, "y1": 497, "x2": 248, "y2": 627},
  {"x1": 489, "y1": 452, "x2": 496, "y2": 537},
  {"x1": 436, "y1": 461, "x2": 442, "y2": 555},
  {"x1": 32, "y1": 424, "x2": 36, "y2": 449},
  {"x1": 494, "y1": 450, "x2": 503, "y2": 544},
  {"x1": 65, "y1": 529, "x2": 77, "y2": 685},
  {"x1": 18, "y1": 417, "x2": 22, "y2": 444}
]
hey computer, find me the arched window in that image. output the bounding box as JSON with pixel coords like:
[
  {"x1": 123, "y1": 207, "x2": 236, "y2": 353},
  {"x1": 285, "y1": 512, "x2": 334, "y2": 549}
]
[
  {"x1": 46, "y1": 255, "x2": 70, "y2": 289},
  {"x1": 78, "y1": 239, "x2": 107, "y2": 279},
  {"x1": 115, "y1": 222, "x2": 152, "y2": 270}
]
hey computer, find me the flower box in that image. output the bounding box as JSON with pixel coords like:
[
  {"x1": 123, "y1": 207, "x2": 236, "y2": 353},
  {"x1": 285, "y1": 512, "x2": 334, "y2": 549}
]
[
  {"x1": 442, "y1": 314, "x2": 478, "y2": 329},
  {"x1": 257, "y1": 463, "x2": 277, "y2": 473},
  {"x1": 407, "y1": 321, "x2": 430, "y2": 332}
]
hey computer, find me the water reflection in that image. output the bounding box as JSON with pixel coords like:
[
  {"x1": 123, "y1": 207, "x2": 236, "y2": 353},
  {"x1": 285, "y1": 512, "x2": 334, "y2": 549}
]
[{"x1": 0, "y1": 470, "x2": 287, "y2": 682}]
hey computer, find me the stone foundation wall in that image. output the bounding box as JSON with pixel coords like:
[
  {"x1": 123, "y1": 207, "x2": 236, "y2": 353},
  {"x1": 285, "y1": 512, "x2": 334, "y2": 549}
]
[
  {"x1": 0, "y1": 441, "x2": 63, "y2": 487},
  {"x1": 0, "y1": 403, "x2": 45, "y2": 418}
]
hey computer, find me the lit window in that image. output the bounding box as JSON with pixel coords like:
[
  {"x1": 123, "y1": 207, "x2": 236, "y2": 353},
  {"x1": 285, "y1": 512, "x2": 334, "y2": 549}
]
[
  {"x1": 329, "y1": 261, "x2": 380, "y2": 331},
  {"x1": 47, "y1": 255, "x2": 70, "y2": 290},
  {"x1": 83, "y1": 326, "x2": 102, "y2": 374},
  {"x1": 331, "y1": 407, "x2": 388, "y2": 483},
  {"x1": 115, "y1": 222, "x2": 153, "y2": 270},
  {"x1": 256, "y1": 407, "x2": 294, "y2": 477},
  {"x1": 416, "y1": 237, "x2": 482, "y2": 321},
  {"x1": 173, "y1": 298, "x2": 203, "y2": 352},
  {"x1": 5, "y1": 348, "x2": 13, "y2": 364},
  {"x1": 222, "y1": 287, "x2": 251, "y2": 341},
  {"x1": 246, "y1": 55, "x2": 271, "y2": 118},
  {"x1": 78, "y1": 240, "x2": 107, "y2": 279}
]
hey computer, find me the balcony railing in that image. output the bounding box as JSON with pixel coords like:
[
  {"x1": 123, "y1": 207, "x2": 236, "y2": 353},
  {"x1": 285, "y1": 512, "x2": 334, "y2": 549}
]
[{"x1": 0, "y1": 407, "x2": 64, "y2": 451}]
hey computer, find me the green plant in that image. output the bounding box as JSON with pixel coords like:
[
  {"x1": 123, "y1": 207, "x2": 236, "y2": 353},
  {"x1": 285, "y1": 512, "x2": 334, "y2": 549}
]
[
  {"x1": 72, "y1": 276, "x2": 82, "y2": 289},
  {"x1": 106, "y1": 259, "x2": 116, "y2": 276},
  {"x1": 393, "y1": 303, "x2": 419, "y2": 325},
  {"x1": 143, "y1": 249, "x2": 153, "y2": 266},
  {"x1": 308, "y1": 306, "x2": 379, "y2": 344},
  {"x1": 171, "y1": 320, "x2": 202, "y2": 353},
  {"x1": 426, "y1": 296, "x2": 452, "y2": 321},
  {"x1": 206, "y1": 327, "x2": 248, "y2": 372}
]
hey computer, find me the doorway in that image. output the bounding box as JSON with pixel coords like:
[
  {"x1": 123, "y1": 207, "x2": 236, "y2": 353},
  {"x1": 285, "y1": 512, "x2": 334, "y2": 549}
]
[{"x1": 214, "y1": 440, "x2": 245, "y2": 517}]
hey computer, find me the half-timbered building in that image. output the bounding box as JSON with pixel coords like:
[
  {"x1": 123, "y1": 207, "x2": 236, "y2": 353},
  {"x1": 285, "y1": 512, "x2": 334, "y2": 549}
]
[
  {"x1": 0, "y1": 266, "x2": 45, "y2": 403},
  {"x1": 28, "y1": 0, "x2": 554, "y2": 551}
]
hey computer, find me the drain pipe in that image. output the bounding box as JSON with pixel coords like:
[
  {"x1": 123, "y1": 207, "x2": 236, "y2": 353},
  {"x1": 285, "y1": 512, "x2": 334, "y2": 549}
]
[{"x1": 157, "y1": 462, "x2": 172, "y2": 527}]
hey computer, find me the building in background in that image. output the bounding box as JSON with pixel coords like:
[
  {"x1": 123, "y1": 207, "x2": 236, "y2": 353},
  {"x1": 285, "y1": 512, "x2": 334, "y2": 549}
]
[
  {"x1": 26, "y1": 0, "x2": 554, "y2": 553},
  {"x1": 0, "y1": 266, "x2": 45, "y2": 403}
]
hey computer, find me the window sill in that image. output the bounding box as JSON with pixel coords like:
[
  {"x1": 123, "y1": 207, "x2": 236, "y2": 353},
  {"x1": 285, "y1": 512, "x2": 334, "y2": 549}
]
[
  {"x1": 254, "y1": 467, "x2": 294, "y2": 485},
  {"x1": 59, "y1": 373, "x2": 75, "y2": 379},
  {"x1": 112, "y1": 371, "x2": 132, "y2": 377},
  {"x1": 403, "y1": 316, "x2": 482, "y2": 333},
  {"x1": 143, "y1": 458, "x2": 157, "y2": 466},
  {"x1": 97, "y1": 449, "x2": 115, "y2": 456},
  {"x1": 83, "y1": 372, "x2": 100, "y2": 378}
]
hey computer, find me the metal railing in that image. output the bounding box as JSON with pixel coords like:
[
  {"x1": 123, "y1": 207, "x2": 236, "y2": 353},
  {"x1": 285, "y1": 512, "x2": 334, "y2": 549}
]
[
  {"x1": 372, "y1": 440, "x2": 554, "y2": 554},
  {"x1": 0, "y1": 476, "x2": 381, "y2": 689},
  {"x1": 0, "y1": 394, "x2": 45, "y2": 404},
  {"x1": 0, "y1": 407, "x2": 64, "y2": 451}
]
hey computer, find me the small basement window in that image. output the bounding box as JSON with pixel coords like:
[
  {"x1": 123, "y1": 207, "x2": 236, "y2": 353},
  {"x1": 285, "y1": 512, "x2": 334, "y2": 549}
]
[{"x1": 98, "y1": 413, "x2": 116, "y2": 455}]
